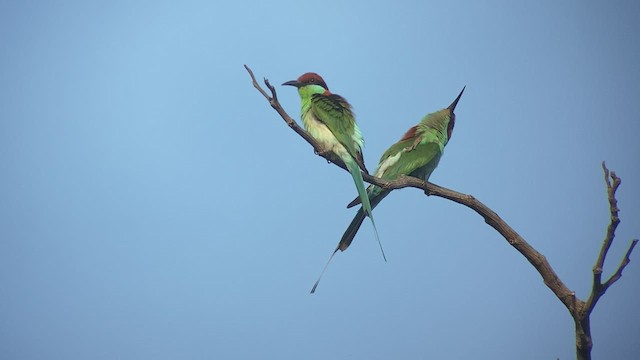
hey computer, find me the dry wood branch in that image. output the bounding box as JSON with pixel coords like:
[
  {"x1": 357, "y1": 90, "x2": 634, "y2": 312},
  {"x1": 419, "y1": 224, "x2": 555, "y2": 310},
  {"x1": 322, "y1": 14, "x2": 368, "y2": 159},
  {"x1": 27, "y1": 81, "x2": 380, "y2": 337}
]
[
  {"x1": 584, "y1": 163, "x2": 637, "y2": 315},
  {"x1": 244, "y1": 65, "x2": 580, "y2": 312},
  {"x1": 603, "y1": 239, "x2": 638, "y2": 289},
  {"x1": 594, "y1": 162, "x2": 621, "y2": 279},
  {"x1": 245, "y1": 65, "x2": 637, "y2": 360}
]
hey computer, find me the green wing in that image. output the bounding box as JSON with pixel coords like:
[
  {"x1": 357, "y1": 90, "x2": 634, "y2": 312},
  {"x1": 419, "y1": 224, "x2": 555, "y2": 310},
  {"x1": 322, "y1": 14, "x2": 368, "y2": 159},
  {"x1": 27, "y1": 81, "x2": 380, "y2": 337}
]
[
  {"x1": 377, "y1": 138, "x2": 414, "y2": 171},
  {"x1": 382, "y1": 141, "x2": 442, "y2": 181},
  {"x1": 310, "y1": 93, "x2": 367, "y2": 172},
  {"x1": 347, "y1": 135, "x2": 441, "y2": 208}
]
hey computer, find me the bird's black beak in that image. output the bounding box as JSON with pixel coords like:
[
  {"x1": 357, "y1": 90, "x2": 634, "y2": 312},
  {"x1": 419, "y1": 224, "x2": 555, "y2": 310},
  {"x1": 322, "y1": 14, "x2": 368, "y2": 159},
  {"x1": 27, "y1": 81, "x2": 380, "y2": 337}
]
[
  {"x1": 282, "y1": 80, "x2": 300, "y2": 88},
  {"x1": 448, "y1": 86, "x2": 466, "y2": 112}
]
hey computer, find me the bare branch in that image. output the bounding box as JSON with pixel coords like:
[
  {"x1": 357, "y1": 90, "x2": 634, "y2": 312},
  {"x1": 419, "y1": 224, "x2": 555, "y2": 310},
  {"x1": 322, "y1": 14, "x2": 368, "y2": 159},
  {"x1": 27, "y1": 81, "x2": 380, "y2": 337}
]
[
  {"x1": 603, "y1": 239, "x2": 639, "y2": 290},
  {"x1": 246, "y1": 66, "x2": 637, "y2": 359},
  {"x1": 244, "y1": 64, "x2": 273, "y2": 100},
  {"x1": 245, "y1": 65, "x2": 581, "y2": 313},
  {"x1": 594, "y1": 162, "x2": 622, "y2": 277},
  {"x1": 583, "y1": 162, "x2": 631, "y2": 314}
]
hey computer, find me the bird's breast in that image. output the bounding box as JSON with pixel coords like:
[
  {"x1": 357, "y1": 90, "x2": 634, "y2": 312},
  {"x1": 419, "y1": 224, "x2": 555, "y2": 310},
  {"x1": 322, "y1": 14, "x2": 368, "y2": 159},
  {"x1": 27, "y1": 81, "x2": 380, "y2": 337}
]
[{"x1": 302, "y1": 111, "x2": 349, "y2": 158}]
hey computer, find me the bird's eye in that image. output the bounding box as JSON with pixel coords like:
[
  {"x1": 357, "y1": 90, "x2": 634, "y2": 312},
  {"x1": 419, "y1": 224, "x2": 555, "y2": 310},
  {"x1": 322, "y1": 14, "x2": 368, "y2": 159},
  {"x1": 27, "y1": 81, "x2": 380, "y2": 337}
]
[{"x1": 309, "y1": 78, "x2": 315, "y2": 83}]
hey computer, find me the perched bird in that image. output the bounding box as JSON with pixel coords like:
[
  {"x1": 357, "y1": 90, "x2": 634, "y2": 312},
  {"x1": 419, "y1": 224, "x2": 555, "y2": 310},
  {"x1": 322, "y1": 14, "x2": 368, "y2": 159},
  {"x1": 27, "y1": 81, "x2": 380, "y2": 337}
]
[
  {"x1": 282, "y1": 73, "x2": 384, "y2": 261},
  {"x1": 340, "y1": 86, "x2": 465, "y2": 252},
  {"x1": 309, "y1": 86, "x2": 465, "y2": 293}
]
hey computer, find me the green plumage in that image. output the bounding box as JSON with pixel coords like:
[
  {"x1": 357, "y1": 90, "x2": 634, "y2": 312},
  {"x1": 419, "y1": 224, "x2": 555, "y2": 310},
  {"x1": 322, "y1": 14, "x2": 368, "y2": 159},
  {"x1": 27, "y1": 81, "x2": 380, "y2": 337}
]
[
  {"x1": 340, "y1": 87, "x2": 465, "y2": 251},
  {"x1": 282, "y1": 73, "x2": 383, "y2": 260},
  {"x1": 307, "y1": 93, "x2": 367, "y2": 172}
]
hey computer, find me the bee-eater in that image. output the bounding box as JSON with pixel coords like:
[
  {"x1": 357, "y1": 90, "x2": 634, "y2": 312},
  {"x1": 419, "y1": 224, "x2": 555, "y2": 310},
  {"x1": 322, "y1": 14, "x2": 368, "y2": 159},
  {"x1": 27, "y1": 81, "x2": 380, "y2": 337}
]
[
  {"x1": 309, "y1": 86, "x2": 465, "y2": 293},
  {"x1": 340, "y1": 87, "x2": 465, "y2": 252},
  {"x1": 282, "y1": 73, "x2": 384, "y2": 260}
]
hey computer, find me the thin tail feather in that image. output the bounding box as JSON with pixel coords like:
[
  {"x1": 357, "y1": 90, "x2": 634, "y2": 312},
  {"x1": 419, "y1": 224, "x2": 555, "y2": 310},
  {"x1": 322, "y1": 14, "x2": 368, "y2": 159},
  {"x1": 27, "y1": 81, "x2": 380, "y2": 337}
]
[
  {"x1": 369, "y1": 216, "x2": 386, "y2": 262},
  {"x1": 345, "y1": 159, "x2": 373, "y2": 218},
  {"x1": 311, "y1": 191, "x2": 388, "y2": 294},
  {"x1": 310, "y1": 248, "x2": 339, "y2": 294},
  {"x1": 344, "y1": 158, "x2": 386, "y2": 262},
  {"x1": 341, "y1": 190, "x2": 390, "y2": 251}
]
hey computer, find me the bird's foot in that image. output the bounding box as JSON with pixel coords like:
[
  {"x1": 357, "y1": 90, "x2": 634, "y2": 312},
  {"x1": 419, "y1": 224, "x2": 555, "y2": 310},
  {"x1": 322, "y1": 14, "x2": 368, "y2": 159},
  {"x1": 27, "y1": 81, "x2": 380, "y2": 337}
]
[
  {"x1": 314, "y1": 145, "x2": 327, "y2": 156},
  {"x1": 379, "y1": 179, "x2": 393, "y2": 190},
  {"x1": 314, "y1": 146, "x2": 334, "y2": 161}
]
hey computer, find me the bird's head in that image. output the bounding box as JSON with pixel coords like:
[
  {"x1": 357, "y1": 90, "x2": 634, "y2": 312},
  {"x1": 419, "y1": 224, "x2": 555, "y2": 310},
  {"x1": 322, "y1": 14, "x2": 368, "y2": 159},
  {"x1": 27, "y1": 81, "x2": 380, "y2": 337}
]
[{"x1": 282, "y1": 73, "x2": 330, "y2": 94}]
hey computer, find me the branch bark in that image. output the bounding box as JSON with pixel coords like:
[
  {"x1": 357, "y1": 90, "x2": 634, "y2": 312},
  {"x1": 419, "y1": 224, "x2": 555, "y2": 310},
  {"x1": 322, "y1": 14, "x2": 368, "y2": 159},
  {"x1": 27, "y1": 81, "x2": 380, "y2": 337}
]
[{"x1": 244, "y1": 65, "x2": 637, "y2": 360}]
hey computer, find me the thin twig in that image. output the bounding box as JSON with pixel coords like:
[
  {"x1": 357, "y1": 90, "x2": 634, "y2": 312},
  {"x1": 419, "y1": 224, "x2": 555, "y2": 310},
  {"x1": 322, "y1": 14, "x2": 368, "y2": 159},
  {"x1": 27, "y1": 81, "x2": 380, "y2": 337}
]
[
  {"x1": 584, "y1": 162, "x2": 628, "y2": 314},
  {"x1": 603, "y1": 239, "x2": 639, "y2": 290},
  {"x1": 244, "y1": 64, "x2": 272, "y2": 100},
  {"x1": 594, "y1": 162, "x2": 622, "y2": 277}
]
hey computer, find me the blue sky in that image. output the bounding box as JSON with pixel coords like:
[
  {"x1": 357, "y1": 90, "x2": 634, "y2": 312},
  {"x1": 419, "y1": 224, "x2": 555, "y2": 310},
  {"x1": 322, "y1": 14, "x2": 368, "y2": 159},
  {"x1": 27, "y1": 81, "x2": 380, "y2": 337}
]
[{"x1": 1, "y1": 1, "x2": 639, "y2": 359}]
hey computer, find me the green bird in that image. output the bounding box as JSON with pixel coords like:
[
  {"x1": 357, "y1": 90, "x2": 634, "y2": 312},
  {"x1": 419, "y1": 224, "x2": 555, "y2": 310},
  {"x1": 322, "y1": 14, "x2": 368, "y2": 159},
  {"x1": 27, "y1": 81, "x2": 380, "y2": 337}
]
[
  {"x1": 341, "y1": 86, "x2": 465, "y2": 251},
  {"x1": 309, "y1": 86, "x2": 465, "y2": 293},
  {"x1": 282, "y1": 73, "x2": 385, "y2": 260}
]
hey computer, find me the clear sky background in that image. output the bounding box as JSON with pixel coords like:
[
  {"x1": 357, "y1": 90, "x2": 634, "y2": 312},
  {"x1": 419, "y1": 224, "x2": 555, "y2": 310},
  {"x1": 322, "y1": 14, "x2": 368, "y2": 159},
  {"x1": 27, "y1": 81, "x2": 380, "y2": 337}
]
[{"x1": 1, "y1": 1, "x2": 639, "y2": 359}]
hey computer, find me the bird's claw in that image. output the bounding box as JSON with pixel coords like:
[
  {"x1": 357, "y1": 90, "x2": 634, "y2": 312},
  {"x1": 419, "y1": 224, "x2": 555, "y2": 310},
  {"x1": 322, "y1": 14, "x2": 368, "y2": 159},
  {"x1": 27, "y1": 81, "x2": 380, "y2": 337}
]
[{"x1": 314, "y1": 145, "x2": 332, "y2": 158}]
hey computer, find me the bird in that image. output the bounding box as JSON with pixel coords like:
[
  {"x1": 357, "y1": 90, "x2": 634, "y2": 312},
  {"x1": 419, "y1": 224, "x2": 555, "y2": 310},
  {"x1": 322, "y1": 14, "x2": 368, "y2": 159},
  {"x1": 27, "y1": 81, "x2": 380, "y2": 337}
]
[
  {"x1": 309, "y1": 86, "x2": 465, "y2": 293},
  {"x1": 341, "y1": 86, "x2": 465, "y2": 251},
  {"x1": 282, "y1": 73, "x2": 385, "y2": 263}
]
